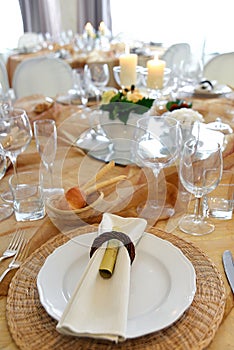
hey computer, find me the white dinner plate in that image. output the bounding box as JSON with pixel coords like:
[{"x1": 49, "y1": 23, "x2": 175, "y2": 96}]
[{"x1": 37, "y1": 232, "x2": 196, "y2": 339}]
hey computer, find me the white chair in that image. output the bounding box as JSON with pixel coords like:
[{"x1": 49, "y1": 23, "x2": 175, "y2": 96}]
[
  {"x1": 12, "y1": 56, "x2": 74, "y2": 98},
  {"x1": 0, "y1": 58, "x2": 10, "y2": 93},
  {"x1": 203, "y1": 52, "x2": 234, "y2": 87},
  {"x1": 161, "y1": 43, "x2": 191, "y2": 70}
]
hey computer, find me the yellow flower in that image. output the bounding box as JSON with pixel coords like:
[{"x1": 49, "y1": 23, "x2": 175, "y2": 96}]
[
  {"x1": 101, "y1": 90, "x2": 117, "y2": 104},
  {"x1": 126, "y1": 90, "x2": 144, "y2": 103}
]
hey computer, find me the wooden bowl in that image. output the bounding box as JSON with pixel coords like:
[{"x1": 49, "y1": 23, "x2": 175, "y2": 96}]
[{"x1": 45, "y1": 191, "x2": 104, "y2": 231}]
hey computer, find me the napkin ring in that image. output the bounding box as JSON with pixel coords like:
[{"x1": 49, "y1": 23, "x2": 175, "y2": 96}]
[{"x1": 90, "y1": 231, "x2": 135, "y2": 264}]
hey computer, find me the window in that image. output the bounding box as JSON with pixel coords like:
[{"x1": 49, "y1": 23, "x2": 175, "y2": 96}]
[
  {"x1": 0, "y1": 0, "x2": 23, "y2": 49},
  {"x1": 110, "y1": 0, "x2": 234, "y2": 57}
]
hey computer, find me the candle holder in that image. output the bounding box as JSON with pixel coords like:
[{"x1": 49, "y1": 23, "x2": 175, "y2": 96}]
[
  {"x1": 140, "y1": 68, "x2": 171, "y2": 98},
  {"x1": 113, "y1": 65, "x2": 144, "y2": 89}
]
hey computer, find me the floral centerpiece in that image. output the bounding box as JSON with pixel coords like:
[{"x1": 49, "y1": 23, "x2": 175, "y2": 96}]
[{"x1": 100, "y1": 86, "x2": 154, "y2": 124}]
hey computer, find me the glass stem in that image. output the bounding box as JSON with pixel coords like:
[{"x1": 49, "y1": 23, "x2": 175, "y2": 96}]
[
  {"x1": 48, "y1": 164, "x2": 53, "y2": 187},
  {"x1": 9, "y1": 155, "x2": 18, "y2": 179},
  {"x1": 194, "y1": 196, "x2": 202, "y2": 219},
  {"x1": 152, "y1": 168, "x2": 160, "y2": 204}
]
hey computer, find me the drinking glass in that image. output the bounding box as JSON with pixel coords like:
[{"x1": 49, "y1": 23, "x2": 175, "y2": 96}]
[
  {"x1": 179, "y1": 54, "x2": 203, "y2": 87},
  {"x1": 71, "y1": 68, "x2": 89, "y2": 108},
  {"x1": 84, "y1": 63, "x2": 109, "y2": 102},
  {"x1": 33, "y1": 119, "x2": 57, "y2": 189},
  {"x1": 135, "y1": 116, "x2": 181, "y2": 221},
  {"x1": 0, "y1": 146, "x2": 13, "y2": 221},
  {"x1": 179, "y1": 139, "x2": 222, "y2": 235},
  {"x1": 0, "y1": 108, "x2": 32, "y2": 177}
]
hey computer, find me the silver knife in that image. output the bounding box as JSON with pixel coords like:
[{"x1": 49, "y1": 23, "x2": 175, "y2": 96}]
[{"x1": 222, "y1": 250, "x2": 234, "y2": 294}]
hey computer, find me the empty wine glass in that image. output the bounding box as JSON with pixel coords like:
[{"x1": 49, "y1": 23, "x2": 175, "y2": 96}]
[
  {"x1": 71, "y1": 68, "x2": 89, "y2": 108},
  {"x1": 0, "y1": 108, "x2": 32, "y2": 177},
  {"x1": 33, "y1": 119, "x2": 57, "y2": 190},
  {"x1": 135, "y1": 116, "x2": 181, "y2": 222},
  {"x1": 0, "y1": 146, "x2": 13, "y2": 221},
  {"x1": 84, "y1": 63, "x2": 110, "y2": 102},
  {"x1": 179, "y1": 139, "x2": 222, "y2": 235},
  {"x1": 179, "y1": 54, "x2": 203, "y2": 87},
  {"x1": 0, "y1": 107, "x2": 32, "y2": 204}
]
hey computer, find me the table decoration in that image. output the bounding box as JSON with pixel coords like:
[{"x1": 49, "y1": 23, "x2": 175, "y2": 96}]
[
  {"x1": 113, "y1": 65, "x2": 143, "y2": 89},
  {"x1": 119, "y1": 46, "x2": 138, "y2": 87},
  {"x1": 146, "y1": 55, "x2": 166, "y2": 90},
  {"x1": 6, "y1": 226, "x2": 226, "y2": 350},
  {"x1": 100, "y1": 86, "x2": 154, "y2": 124}
]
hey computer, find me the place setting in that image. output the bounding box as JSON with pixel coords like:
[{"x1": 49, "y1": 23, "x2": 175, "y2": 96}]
[
  {"x1": 6, "y1": 211, "x2": 226, "y2": 350},
  {"x1": 3, "y1": 146, "x2": 228, "y2": 350}
]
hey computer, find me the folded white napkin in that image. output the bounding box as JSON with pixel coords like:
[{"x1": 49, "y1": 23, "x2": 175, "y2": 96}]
[{"x1": 56, "y1": 213, "x2": 147, "y2": 342}]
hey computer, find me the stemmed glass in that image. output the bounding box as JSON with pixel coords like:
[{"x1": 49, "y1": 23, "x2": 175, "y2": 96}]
[
  {"x1": 135, "y1": 116, "x2": 181, "y2": 222},
  {"x1": 84, "y1": 63, "x2": 109, "y2": 102},
  {"x1": 0, "y1": 145, "x2": 13, "y2": 220},
  {"x1": 0, "y1": 108, "x2": 32, "y2": 203},
  {"x1": 0, "y1": 108, "x2": 32, "y2": 175},
  {"x1": 33, "y1": 119, "x2": 57, "y2": 190},
  {"x1": 179, "y1": 139, "x2": 223, "y2": 235},
  {"x1": 179, "y1": 54, "x2": 203, "y2": 88},
  {"x1": 71, "y1": 68, "x2": 89, "y2": 108}
]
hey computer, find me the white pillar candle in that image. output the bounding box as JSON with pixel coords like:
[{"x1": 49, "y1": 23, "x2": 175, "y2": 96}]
[
  {"x1": 147, "y1": 55, "x2": 166, "y2": 89},
  {"x1": 119, "y1": 46, "x2": 137, "y2": 88}
]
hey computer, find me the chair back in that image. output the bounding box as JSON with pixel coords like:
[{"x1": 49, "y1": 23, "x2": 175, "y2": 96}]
[
  {"x1": 0, "y1": 58, "x2": 10, "y2": 93},
  {"x1": 12, "y1": 56, "x2": 73, "y2": 98},
  {"x1": 161, "y1": 43, "x2": 191, "y2": 69},
  {"x1": 203, "y1": 52, "x2": 234, "y2": 87}
]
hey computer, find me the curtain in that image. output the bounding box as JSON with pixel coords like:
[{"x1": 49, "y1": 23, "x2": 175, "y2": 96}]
[
  {"x1": 77, "y1": 0, "x2": 112, "y2": 33},
  {"x1": 18, "y1": 0, "x2": 62, "y2": 38}
]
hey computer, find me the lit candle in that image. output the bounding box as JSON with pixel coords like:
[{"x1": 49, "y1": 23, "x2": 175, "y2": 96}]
[
  {"x1": 119, "y1": 45, "x2": 137, "y2": 88},
  {"x1": 84, "y1": 22, "x2": 95, "y2": 37},
  {"x1": 98, "y1": 21, "x2": 106, "y2": 35},
  {"x1": 147, "y1": 55, "x2": 166, "y2": 89}
]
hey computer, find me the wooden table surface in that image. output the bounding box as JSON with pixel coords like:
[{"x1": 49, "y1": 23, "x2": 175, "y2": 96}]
[{"x1": 0, "y1": 94, "x2": 234, "y2": 349}]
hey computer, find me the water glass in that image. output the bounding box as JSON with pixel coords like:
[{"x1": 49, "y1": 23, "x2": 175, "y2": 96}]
[
  {"x1": 9, "y1": 171, "x2": 45, "y2": 222},
  {"x1": 205, "y1": 170, "x2": 234, "y2": 220}
]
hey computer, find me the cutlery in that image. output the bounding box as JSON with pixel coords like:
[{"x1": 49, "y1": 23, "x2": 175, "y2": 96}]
[
  {"x1": 222, "y1": 250, "x2": 234, "y2": 294},
  {"x1": 0, "y1": 229, "x2": 25, "y2": 262},
  {"x1": 0, "y1": 238, "x2": 28, "y2": 282}
]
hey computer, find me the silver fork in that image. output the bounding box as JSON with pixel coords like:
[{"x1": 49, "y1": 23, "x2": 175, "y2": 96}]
[
  {"x1": 0, "y1": 238, "x2": 28, "y2": 283},
  {"x1": 0, "y1": 229, "x2": 25, "y2": 262}
]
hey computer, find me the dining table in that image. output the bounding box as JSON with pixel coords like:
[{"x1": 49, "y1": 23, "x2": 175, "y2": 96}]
[{"x1": 0, "y1": 91, "x2": 234, "y2": 350}]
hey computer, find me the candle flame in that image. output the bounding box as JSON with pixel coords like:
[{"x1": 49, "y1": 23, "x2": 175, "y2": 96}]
[
  {"x1": 154, "y1": 54, "x2": 158, "y2": 61},
  {"x1": 99, "y1": 21, "x2": 105, "y2": 29},
  {"x1": 85, "y1": 22, "x2": 93, "y2": 31}
]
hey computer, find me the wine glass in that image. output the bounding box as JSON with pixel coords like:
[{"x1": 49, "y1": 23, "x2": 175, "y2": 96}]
[
  {"x1": 0, "y1": 107, "x2": 32, "y2": 176},
  {"x1": 135, "y1": 116, "x2": 181, "y2": 222},
  {"x1": 179, "y1": 139, "x2": 223, "y2": 235},
  {"x1": 71, "y1": 68, "x2": 89, "y2": 108},
  {"x1": 0, "y1": 107, "x2": 32, "y2": 204},
  {"x1": 33, "y1": 119, "x2": 57, "y2": 190},
  {"x1": 179, "y1": 54, "x2": 203, "y2": 87},
  {"x1": 84, "y1": 63, "x2": 109, "y2": 102},
  {"x1": 0, "y1": 145, "x2": 13, "y2": 221}
]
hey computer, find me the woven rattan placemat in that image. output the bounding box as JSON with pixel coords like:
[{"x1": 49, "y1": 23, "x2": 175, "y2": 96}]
[{"x1": 7, "y1": 227, "x2": 226, "y2": 350}]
